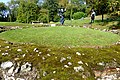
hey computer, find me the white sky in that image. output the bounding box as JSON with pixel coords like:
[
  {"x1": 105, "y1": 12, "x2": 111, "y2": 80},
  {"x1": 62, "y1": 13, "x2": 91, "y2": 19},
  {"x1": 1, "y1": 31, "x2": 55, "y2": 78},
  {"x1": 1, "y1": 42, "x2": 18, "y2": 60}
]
[{"x1": 0, "y1": 0, "x2": 10, "y2": 4}]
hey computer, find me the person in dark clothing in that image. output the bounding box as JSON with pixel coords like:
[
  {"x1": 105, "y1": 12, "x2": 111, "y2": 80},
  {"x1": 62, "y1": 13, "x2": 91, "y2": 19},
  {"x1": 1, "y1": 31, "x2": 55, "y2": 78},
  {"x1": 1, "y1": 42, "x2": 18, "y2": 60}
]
[
  {"x1": 60, "y1": 15, "x2": 64, "y2": 25},
  {"x1": 91, "y1": 9, "x2": 96, "y2": 23}
]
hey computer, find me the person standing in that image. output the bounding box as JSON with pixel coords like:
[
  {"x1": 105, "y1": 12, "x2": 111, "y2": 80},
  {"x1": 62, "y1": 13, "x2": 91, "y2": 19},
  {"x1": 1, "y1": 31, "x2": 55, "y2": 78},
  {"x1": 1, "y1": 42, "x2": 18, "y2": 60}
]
[
  {"x1": 91, "y1": 9, "x2": 96, "y2": 23},
  {"x1": 60, "y1": 15, "x2": 64, "y2": 25}
]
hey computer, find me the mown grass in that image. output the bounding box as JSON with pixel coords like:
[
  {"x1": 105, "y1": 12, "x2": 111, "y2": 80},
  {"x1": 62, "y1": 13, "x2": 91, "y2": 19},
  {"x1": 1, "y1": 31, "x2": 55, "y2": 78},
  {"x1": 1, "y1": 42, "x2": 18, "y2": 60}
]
[
  {"x1": 0, "y1": 18, "x2": 120, "y2": 79},
  {"x1": 64, "y1": 15, "x2": 120, "y2": 30},
  {"x1": 0, "y1": 27, "x2": 119, "y2": 47},
  {"x1": 64, "y1": 19, "x2": 90, "y2": 27}
]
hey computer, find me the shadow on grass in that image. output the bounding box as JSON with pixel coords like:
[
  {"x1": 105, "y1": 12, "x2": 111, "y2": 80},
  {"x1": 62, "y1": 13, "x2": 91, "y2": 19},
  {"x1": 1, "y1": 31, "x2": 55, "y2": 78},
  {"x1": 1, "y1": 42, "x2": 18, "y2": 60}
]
[{"x1": 95, "y1": 17, "x2": 120, "y2": 29}]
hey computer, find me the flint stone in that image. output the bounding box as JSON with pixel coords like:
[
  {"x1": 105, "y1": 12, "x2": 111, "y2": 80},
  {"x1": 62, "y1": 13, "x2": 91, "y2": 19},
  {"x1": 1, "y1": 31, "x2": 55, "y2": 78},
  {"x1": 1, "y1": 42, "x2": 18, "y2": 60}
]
[
  {"x1": 8, "y1": 66, "x2": 14, "y2": 75},
  {"x1": 1, "y1": 61, "x2": 13, "y2": 69},
  {"x1": 21, "y1": 62, "x2": 32, "y2": 72},
  {"x1": 5, "y1": 76, "x2": 15, "y2": 80},
  {"x1": 16, "y1": 78, "x2": 25, "y2": 80},
  {"x1": 74, "y1": 66, "x2": 84, "y2": 72},
  {"x1": 17, "y1": 49, "x2": 22, "y2": 52}
]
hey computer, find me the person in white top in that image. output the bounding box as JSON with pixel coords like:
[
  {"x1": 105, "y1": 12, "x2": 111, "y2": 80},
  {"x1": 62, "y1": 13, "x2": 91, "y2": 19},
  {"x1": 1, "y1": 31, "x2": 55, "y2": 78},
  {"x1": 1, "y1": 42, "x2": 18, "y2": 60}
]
[{"x1": 91, "y1": 9, "x2": 96, "y2": 23}]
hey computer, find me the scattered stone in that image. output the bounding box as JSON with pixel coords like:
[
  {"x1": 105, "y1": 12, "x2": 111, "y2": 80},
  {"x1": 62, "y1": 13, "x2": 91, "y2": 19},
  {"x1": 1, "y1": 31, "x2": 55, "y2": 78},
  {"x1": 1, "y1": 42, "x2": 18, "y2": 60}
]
[
  {"x1": 60, "y1": 57, "x2": 66, "y2": 63},
  {"x1": 43, "y1": 71, "x2": 47, "y2": 76},
  {"x1": 5, "y1": 50, "x2": 8, "y2": 52},
  {"x1": 33, "y1": 48, "x2": 38, "y2": 52},
  {"x1": 16, "y1": 78, "x2": 25, "y2": 80},
  {"x1": 51, "y1": 24, "x2": 56, "y2": 27},
  {"x1": 47, "y1": 49, "x2": 51, "y2": 51},
  {"x1": 116, "y1": 68, "x2": 120, "y2": 71},
  {"x1": 78, "y1": 61, "x2": 83, "y2": 65},
  {"x1": 22, "y1": 54, "x2": 26, "y2": 58},
  {"x1": 39, "y1": 52, "x2": 42, "y2": 54},
  {"x1": 85, "y1": 63, "x2": 88, "y2": 66},
  {"x1": 53, "y1": 71, "x2": 56, "y2": 74},
  {"x1": 98, "y1": 62, "x2": 105, "y2": 66},
  {"x1": 21, "y1": 62, "x2": 32, "y2": 72},
  {"x1": 0, "y1": 61, "x2": 38, "y2": 80},
  {"x1": 38, "y1": 52, "x2": 42, "y2": 56},
  {"x1": 7, "y1": 66, "x2": 14, "y2": 75},
  {"x1": 68, "y1": 62, "x2": 72, "y2": 66},
  {"x1": 5, "y1": 46, "x2": 10, "y2": 49},
  {"x1": 14, "y1": 66, "x2": 20, "y2": 74},
  {"x1": 109, "y1": 30, "x2": 119, "y2": 34},
  {"x1": 76, "y1": 52, "x2": 81, "y2": 56},
  {"x1": 5, "y1": 76, "x2": 15, "y2": 80},
  {"x1": 82, "y1": 75, "x2": 87, "y2": 79},
  {"x1": 17, "y1": 49, "x2": 22, "y2": 52},
  {"x1": 82, "y1": 53, "x2": 85, "y2": 55},
  {"x1": 47, "y1": 54, "x2": 51, "y2": 57},
  {"x1": 14, "y1": 58, "x2": 19, "y2": 61},
  {"x1": 26, "y1": 50, "x2": 28, "y2": 53},
  {"x1": 67, "y1": 56, "x2": 71, "y2": 59},
  {"x1": 35, "y1": 50, "x2": 39, "y2": 53},
  {"x1": 42, "y1": 57, "x2": 45, "y2": 60},
  {"x1": 2, "y1": 53, "x2": 8, "y2": 56},
  {"x1": 100, "y1": 74, "x2": 117, "y2": 80},
  {"x1": 102, "y1": 29, "x2": 108, "y2": 32},
  {"x1": 74, "y1": 66, "x2": 84, "y2": 72},
  {"x1": 116, "y1": 41, "x2": 120, "y2": 45},
  {"x1": 64, "y1": 65, "x2": 69, "y2": 68},
  {"x1": 1, "y1": 61, "x2": 13, "y2": 69}
]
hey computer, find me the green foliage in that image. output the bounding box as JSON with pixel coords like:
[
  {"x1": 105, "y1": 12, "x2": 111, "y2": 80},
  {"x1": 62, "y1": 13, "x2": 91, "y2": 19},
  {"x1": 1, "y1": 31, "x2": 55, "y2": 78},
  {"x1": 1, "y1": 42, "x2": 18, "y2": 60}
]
[
  {"x1": 17, "y1": 0, "x2": 38, "y2": 23},
  {"x1": 0, "y1": 0, "x2": 120, "y2": 23},
  {"x1": 43, "y1": 0, "x2": 58, "y2": 22},
  {"x1": 38, "y1": 14, "x2": 48, "y2": 23},
  {"x1": 53, "y1": 15, "x2": 60, "y2": 22},
  {"x1": 73, "y1": 12, "x2": 86, "y2": 20},
  {"x1": 0, "y1": 2, "x2": 7, "y2": 21}
]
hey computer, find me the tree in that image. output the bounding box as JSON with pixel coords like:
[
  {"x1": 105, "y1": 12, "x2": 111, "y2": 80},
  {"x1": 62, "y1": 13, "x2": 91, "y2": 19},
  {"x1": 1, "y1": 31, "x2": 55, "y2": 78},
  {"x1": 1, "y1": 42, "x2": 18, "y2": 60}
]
[
  {"x1": 65, "y1": 0, "x2": 82, "y2": 20},
  {"x1": 0, "y1": 2, "x2": 7, "y2": 21},
  {"x1": 42, "y1": 0, "x2": 58, "y2": 22},
  {"x1": 17, "y1": 0, "x2": 39, "y2": 23},
  {"x1": 107, "y1": 0, "x2": 120, "y2": 17},
  {"x1": 7, "y1": 0, "x2": 19, "y2": 22},
  {"x1": 86, "y1": 0, "x2": 109, "y2": 21}
]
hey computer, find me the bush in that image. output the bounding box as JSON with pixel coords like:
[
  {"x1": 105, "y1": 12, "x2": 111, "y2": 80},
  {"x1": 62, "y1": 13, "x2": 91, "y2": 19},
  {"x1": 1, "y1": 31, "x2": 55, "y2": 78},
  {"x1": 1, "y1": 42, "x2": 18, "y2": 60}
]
[
  {"x1": 54, "y1": 15, "x2": 60, "y2": 22},
  {"x1": 38, "y1": 14, "x2": 48, "y2": 23},
  {"x1": 73, "y1": 12, "x2": 86, "y2": 20}
]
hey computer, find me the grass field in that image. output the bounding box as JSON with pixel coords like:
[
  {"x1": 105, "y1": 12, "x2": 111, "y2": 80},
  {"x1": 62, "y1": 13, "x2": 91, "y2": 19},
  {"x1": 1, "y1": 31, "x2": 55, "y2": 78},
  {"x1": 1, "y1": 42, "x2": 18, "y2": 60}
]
[
  {"x1": 0, "y1": 26, "x2": 119, "y2": 47},
  {"x1": 0, "y1": 15, "x2": 120, "y2": 79}
]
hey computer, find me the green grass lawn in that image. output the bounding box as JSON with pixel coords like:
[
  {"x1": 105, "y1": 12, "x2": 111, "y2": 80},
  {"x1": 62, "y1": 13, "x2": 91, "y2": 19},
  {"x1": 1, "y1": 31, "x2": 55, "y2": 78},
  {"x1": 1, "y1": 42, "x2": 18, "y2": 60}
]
[
  {"x1": 64, "y1": 15, "x2": 120, "y2": 30},
  {"x1": 0, "y1": 26, "x2": 119, "y2": 47},
  {"x1": 64, "y1": 19, "x2": 90, "y2": 27},
  {"x1": 0, "y1": 19, "x2": 120, "y2": 79}
]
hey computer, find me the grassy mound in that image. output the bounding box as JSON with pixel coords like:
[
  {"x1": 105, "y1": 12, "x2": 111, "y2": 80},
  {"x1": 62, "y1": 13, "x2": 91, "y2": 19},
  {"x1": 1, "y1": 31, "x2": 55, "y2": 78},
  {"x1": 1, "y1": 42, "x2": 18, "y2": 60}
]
[
  {"x1": 0, "y1": 26, "x2": 119, "y2": 47},
  {"x1": 0, "y1": 39, "x2": 120, "y2": 79}
]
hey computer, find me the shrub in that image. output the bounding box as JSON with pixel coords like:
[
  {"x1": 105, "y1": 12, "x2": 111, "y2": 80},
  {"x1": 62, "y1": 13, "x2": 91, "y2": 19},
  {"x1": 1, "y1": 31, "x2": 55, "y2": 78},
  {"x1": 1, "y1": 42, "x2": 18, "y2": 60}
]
[
  {"x1": 73, "y1": 12, "x2": 86, "y2": 20},
  {"x1": 54, "y1": 15, "x2": 60, "y2": 22},
  {"x1": 38, "y1": 14, "x2": 48, "y2": 23}
]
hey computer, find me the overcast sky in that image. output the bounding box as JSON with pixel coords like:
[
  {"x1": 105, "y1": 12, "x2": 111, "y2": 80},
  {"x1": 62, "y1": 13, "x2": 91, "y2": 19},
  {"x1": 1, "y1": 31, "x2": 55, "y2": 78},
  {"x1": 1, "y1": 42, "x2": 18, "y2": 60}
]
[
  {"x1": 0, "y1": 0, "x2": 10, "y2": 4},
  {"x1": 0, "y1": 0, "x2": 43, "y2": 4}
]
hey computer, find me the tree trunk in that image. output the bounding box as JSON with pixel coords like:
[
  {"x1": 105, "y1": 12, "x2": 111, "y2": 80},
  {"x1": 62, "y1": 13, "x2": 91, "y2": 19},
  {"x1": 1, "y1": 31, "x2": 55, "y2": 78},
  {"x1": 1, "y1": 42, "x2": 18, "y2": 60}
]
[{"x1": 102, "y1": 13, "x2": 104, "y2": 22}]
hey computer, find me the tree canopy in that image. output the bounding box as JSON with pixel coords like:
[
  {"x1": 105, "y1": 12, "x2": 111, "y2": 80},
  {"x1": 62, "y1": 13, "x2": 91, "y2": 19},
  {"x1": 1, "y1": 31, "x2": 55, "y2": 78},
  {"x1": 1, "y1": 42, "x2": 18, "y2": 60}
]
[{"x1": 0, "y1": 0, "x2": 119, "y2": 23}]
